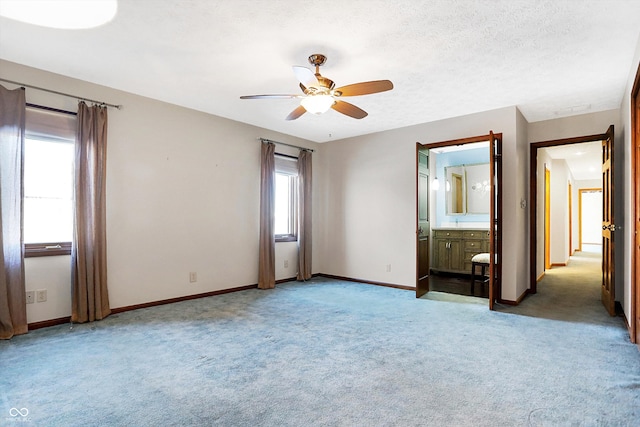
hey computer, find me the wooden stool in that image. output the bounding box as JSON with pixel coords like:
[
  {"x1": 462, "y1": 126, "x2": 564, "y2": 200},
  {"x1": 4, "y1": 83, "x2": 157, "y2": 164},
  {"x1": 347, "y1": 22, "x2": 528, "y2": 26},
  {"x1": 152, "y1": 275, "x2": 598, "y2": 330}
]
[{"x1": 471, "y1": 253, "x2": 490, "y2": 289}]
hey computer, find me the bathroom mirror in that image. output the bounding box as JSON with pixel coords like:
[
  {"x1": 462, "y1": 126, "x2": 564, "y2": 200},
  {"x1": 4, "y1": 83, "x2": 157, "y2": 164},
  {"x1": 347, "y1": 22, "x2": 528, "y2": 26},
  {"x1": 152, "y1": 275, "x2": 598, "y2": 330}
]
[
  {"x1": 445, "y1": 163, "x2": 490, "y2": 214},
  {"x1": 445, "y1": 165, "x2": 466, "y2": 214}
]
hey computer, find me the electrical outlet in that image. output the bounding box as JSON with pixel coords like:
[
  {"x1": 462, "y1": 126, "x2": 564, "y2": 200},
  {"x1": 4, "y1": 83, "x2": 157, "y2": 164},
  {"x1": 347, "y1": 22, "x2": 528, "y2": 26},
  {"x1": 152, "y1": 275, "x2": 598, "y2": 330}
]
[
  {"x1": 36, "y1": 289, "x2": 47, "y2": 303},
  {"x1": 284, "y1": 260, "x2": 289, "y2": 268},
  {"x1": 386, "y1": 264, "x2": 392, "y2": 272},
  {"x1": 189, "y1": 272, "x2": 197, "y2": 283},
  {"x1": 26, "y1": 291, "x2": 35, "y2": 304}
]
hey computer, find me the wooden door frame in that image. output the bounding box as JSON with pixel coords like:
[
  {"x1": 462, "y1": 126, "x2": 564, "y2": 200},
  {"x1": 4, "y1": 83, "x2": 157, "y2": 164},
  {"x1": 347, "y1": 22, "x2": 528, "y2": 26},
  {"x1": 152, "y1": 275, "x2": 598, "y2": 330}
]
[
  {"x1": 529, "y1": 133, "x2": 609, "y2": 294},
  {"x1": 568, "y1": 182, "x2": 572, "y2": 257},
  {"x1": 416, "y1": 145, "x2": 430, "y2": 298},
  {"x1": 602, "y1": 125, "x2": 616, "y2": 316},
  {"x1": 578, "y1": 188, "x2": 583, "y2": 251},
  {"x1": 417, "y1": 132, "x2": 503, "y2": 308},
  {"x1": 489, "y1": 131, "x2": 503, "y2": 310},
  {"x1": 544, "y1": 166, "x2": 551, "y2": 270},
  {"x1": 631, "y1": 61, "x2": 640, "y2": 345}
]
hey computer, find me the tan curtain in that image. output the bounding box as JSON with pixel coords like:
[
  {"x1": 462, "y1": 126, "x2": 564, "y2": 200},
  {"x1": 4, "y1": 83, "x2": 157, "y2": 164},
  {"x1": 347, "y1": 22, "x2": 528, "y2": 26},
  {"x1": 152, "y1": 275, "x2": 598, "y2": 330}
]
[
  {"x1": 258, "y1": 142, "x2": 275, "y2": 289},
  {"x1": 297, "y1": 150, "x2": 312, "y2": 281},
  {"x1": 71, "y1": 102, "x2": 110, "y2": 323},
  {"x1": 0, "y1": 86, "x2": 27, "y2": 339}
]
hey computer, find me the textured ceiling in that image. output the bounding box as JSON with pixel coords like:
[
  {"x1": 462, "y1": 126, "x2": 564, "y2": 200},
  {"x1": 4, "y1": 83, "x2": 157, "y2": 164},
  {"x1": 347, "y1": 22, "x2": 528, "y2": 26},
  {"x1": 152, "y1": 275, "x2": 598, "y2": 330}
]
[{"x1": 1, "y1": 0, "x2": 640, "y2": 143}]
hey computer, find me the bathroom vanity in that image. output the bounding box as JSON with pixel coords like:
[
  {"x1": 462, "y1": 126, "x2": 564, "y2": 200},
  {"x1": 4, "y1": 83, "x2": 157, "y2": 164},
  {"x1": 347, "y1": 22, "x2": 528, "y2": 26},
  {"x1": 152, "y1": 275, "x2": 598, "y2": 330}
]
[{"x1": 431, "y1": 227, "x2": 489, "y2": 274}]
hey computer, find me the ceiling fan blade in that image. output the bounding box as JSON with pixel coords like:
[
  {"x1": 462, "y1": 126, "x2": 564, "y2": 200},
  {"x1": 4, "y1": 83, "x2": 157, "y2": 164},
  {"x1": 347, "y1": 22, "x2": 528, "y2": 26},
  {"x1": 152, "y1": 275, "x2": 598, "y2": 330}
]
[
  {"x1": 240, "y1": 94, "x2": 301, "y2": 99},
  {"x1": 285, "y1": 105, "x2": 307, "y2": 121},
  {"x1": 293, "y1": 66, "x2": 319, "y2": 88},
  {"x1": 334, "y1": 80, "x2": 393, "y2": 97},
  {"x1": 331, "y1": 100, "x2": 368, "y2": 119}
]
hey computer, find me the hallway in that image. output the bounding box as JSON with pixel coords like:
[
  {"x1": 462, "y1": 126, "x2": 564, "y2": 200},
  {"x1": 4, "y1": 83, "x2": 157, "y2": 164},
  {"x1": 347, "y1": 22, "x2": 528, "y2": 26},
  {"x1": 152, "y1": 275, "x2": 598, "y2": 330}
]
[{"x1": 499, "y1": 248, "x2": 621, "y2": 326}]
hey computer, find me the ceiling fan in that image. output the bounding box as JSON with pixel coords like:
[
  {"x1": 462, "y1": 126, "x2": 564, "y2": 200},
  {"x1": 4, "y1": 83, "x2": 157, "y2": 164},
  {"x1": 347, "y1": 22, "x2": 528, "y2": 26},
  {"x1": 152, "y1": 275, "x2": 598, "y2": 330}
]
[{"x1": 240, "y1": 54, "x2": 393, "y2": 120}]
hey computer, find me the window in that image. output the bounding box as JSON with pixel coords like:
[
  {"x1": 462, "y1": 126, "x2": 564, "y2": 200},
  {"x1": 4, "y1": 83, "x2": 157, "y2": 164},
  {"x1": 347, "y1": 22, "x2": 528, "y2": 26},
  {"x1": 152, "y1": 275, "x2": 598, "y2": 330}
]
[
  {"x1": 274, "y1": 155, "x2": 298, "y2": 242},
  {"x1": 23, "y1": 106, "x2": 76, "y2": 257}
]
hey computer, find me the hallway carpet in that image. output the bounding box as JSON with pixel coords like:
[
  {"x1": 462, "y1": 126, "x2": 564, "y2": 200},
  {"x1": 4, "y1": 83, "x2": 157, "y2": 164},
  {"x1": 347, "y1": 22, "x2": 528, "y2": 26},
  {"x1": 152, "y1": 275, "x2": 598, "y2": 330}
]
[
  {"x1": 2, "y1": 257, "x2": 639, "y2": 426},
  {"x1": 499, "y1": 249, "x2": 612, "y2": 323}
]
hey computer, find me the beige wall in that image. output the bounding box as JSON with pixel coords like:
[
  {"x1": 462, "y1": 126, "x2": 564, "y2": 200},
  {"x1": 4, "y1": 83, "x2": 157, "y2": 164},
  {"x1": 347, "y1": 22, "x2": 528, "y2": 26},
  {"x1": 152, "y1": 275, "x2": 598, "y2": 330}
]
[
  {"x1": 515, "y1": 108, "x2": 531, "y2": 300},
  {"x1": 1, "y1": 60, "x2": 323, "y2": 323},
  {"x1": 320, "y1": 106, "x2": 529, "y2": 302},
  {"x1": 550, "y1": 159, "x2": 571, "y2": 265},
  {"x1": 621, "y1": 32, "x2": 640, "y2": 320},
  {"x1": 536, "y1": 148, "x2": 553, "y2": 278},
  {"x1": 7, "y1": 32, "x2": 640, "y2": 325}
]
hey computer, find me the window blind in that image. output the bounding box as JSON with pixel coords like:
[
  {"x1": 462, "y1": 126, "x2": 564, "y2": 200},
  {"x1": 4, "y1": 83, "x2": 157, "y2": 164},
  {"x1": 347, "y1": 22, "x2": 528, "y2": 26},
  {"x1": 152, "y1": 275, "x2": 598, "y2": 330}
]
[
  {"x1": 26, "y1": 106, "x2": 76, "y2": 142},
  {"x1": 275, "y1": 154, "x2": 298, "y2": 176}
]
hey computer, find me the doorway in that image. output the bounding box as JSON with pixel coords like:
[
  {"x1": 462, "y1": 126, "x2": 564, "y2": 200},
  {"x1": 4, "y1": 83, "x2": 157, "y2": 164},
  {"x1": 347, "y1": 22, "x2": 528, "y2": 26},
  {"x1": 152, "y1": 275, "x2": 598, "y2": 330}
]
[
  {"x1": 529, "y1": 128, "x2": 614, "y2": 316},
  {"x1": 416, "y1": 132, "x2": 502, "y2": 309},
  {"x1": 579, "y1": 188, "x2": 603, "y2": 252},
  {"x1": 631, "y1": 61, "x2": 640, "y2": 346}
]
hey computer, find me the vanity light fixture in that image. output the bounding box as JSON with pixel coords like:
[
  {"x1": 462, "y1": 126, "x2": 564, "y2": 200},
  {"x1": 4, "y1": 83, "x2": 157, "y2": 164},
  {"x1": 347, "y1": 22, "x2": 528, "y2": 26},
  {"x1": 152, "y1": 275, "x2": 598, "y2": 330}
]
[
  {"x1": 471, "y1": 180, "x2": 490, "y2": 195},
  {"x1": 432, "y1": 177, "x2": 440, "y2": 191}
]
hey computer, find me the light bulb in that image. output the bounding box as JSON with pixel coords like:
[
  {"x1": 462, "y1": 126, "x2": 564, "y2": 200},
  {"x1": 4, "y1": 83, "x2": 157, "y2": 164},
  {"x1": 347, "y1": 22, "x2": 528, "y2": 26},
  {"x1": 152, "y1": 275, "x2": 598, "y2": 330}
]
[
  {"x1": 301, "y1": 95, "x2": 335, "y2": 114},
  {"x1": 432, "y1": 177, "x2": 440, "y2": 191}
]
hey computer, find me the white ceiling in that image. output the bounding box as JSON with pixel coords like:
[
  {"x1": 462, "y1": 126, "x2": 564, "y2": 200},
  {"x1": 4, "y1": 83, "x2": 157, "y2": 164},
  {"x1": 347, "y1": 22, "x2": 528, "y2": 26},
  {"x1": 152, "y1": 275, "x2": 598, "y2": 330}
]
[
  {"x1": 543, "y1": 141, "x2": 602, "y2": 181},
  {"x1": 1, "y1": 0, "x2": 640, "y2": 143}
]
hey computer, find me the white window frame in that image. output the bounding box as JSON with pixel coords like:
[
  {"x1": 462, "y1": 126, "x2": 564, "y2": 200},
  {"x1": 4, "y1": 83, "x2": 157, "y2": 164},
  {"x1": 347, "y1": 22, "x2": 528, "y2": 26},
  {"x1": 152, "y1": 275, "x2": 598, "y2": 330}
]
[
  {"x1": 23, "y1": 105, "x2": 76, "y2": 257},
  {"x1": 274, "y1": 155, "x2": 298, "y2": 242}
]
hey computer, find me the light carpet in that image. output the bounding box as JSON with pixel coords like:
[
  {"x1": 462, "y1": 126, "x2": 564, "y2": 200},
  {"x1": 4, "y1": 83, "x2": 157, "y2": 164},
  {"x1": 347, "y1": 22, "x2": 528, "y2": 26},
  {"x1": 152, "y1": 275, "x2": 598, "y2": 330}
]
[{"x1": 1, "y1": 255, "x2": 639, "y2": 426}]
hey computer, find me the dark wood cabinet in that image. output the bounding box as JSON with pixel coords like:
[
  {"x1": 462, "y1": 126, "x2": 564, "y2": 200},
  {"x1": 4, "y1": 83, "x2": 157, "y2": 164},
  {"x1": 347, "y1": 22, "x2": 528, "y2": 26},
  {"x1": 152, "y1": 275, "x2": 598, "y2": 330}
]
[{"x1": 432, "y1": 228, "x2": 488, "y2": 274}]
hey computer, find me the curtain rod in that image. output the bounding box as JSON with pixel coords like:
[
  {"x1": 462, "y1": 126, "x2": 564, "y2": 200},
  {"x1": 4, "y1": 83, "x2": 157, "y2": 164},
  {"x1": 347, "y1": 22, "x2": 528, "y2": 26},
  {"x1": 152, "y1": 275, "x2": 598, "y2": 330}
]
[
  {"x1": 27, "y1": 102, "x2": 76, "y2": 116},
  {"x1": 259, "y1": 137, "x2": 314, "y2": 152},
  {"x1": 0, "y1": 77, "x2": 122, "y2": 109}
]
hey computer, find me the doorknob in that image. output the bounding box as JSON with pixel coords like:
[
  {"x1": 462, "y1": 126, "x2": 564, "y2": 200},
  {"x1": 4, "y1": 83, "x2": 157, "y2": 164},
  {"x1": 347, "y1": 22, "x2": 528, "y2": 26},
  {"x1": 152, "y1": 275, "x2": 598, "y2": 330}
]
[{"x1": 418, "y1": 226, "x2": 424, "y2": 234}]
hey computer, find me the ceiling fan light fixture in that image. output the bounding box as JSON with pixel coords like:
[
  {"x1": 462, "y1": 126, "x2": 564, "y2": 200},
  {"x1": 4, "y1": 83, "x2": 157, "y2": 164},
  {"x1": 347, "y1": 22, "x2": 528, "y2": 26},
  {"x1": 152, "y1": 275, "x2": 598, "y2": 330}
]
[
  {"x1": 0, "y1": 0, "x2": 118, "y2": 29},
  {"x1": 301, "y1": 95, "x2": 335, "y2": 114},
  {"x1": 240, "y1": 53, "x2": 393, "y2": 120}
]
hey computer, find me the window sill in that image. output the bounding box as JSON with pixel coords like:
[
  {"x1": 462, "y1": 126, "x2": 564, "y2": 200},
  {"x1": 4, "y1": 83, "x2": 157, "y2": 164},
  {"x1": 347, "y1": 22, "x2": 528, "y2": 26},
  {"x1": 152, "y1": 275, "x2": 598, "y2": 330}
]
[
  {"x1": 25, "y1": 242, "x2": 71, "y2": 258},
  {"x1": 275, "y1": 235, "x2": 298, "y2": 243}
]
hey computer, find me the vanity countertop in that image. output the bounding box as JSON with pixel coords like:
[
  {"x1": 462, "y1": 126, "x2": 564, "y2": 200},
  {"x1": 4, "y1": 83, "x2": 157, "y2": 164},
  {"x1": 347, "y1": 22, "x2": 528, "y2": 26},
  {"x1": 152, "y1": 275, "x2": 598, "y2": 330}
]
[{"x1": 433, "y1": 224, "x2": 489, "y2": 230}]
